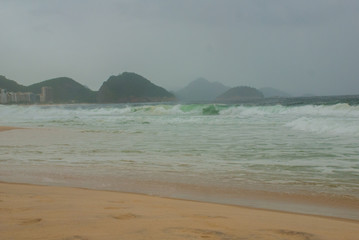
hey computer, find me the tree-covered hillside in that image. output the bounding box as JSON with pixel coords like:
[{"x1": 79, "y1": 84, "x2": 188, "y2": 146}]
[
  {"x1": 98, "y1": 72, "x2": 175, "y2": 103},
  {"x1": 0, "y1": 75, "x2": 27, "y2": 92},
  {"x1": 27, "y1": 77, "x2": 97, "y2": 103}
]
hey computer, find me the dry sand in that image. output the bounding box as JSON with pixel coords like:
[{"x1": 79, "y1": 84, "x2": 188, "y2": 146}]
[{"x1": 0, "y1": 182, "x2": 358, "y2": 240}]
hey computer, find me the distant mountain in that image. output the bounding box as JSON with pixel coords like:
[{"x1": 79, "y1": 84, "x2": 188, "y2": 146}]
[
  {"x1": 97, "y1": 72, "x2": 175, "y2": 103},
  {"x1": 301, "y1": 93, "x2": 316, "y2": 97},
  {"x1": 175, "y1": 78, "x2": 230, "y2": 102},
  {"x1": 0, "y1": 75, "x2": 27, "y2": 92},
  {"x1": 27, "y1": 77, "x2": 97, "y2": 103},
  {"x1": 216, "y1": 86, "x2": 264, "y2": 103},
  {"x1": 260, "y1": 87, "x2": 291, "y2": 98}
]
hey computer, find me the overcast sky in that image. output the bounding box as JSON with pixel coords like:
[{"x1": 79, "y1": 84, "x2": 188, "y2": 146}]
[{"x1": 1, "y1": 0, "x2": 359, "y2": 96}]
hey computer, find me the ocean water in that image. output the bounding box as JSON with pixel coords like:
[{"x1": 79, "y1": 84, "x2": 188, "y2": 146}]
[{"x1": 1, "y1": 97, "x2": 359, "y2": 219}]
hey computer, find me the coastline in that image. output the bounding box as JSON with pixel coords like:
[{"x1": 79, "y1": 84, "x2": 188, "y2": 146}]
[
  {"x1": 1, "y1": 126, "x2": 359, "y2": 221},
  {"x1": 1, "y1": 124, "x2": 359, "y2": 239},
  {"x1": 1, "y1": 181, "x2": 358, "y2": 240}
]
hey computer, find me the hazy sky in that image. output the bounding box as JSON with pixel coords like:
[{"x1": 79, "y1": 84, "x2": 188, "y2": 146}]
[{"x1": 1, "y1": 0, "x2": 359, "y2": 96}]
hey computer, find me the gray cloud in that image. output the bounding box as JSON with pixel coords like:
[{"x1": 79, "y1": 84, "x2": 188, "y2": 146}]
[{"x1": 1, "y1": 0, "x2": 359, "y2": 96}]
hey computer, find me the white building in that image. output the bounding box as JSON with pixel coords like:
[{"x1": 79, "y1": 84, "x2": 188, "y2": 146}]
[
  {"x1": 40, "y1": 86, "x2": 53, "y2": 103},
  {"x1": 0, "y1": 88, "x2": 37, "y2": 104},
  {"x1": 0, "y1": 89, "x2": 8, "y2": 104}
]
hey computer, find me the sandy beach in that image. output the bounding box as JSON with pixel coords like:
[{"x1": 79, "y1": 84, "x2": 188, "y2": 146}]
[
  {"x1": 0, "y1": 182, "x2": 358, "y2": 240},
  {"x1": 1, "y1": 125, "x2": 358, "y2": 239}
]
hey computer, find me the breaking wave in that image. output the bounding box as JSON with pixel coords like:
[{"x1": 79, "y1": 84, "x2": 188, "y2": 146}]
[
  {"x1": 1, "y1": 103, "x2": 358, "y2": 136},
  {"x1": 1, "y1": 102, "x2": 358, "y2": 116},
  {"x1": 286, "y1": 117, "x2": 359, "y2": 136}
]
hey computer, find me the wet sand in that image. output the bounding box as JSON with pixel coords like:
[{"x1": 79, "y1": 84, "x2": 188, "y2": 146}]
[
  {"x1": 0, "y1": 182, "x2": 358, "y2": 240},
  {"x1": 1, "y1": 126, "x2": 358, "y2": 239},
  {"x1": 0, "y1": 126, "x2": 21, "y2": 132}
]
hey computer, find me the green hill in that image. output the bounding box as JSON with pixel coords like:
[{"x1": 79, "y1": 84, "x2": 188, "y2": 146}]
[
  {"x1": 216, "y1": 86, "x2": 264, "y2": 103},
  {"x1": 0, "y1": 75, "x2": 27, "y2": 92},
  {"x1": 260, "y1": 87, "x2": 291, "y2": 98},
  {"x1": 97, "y1": 72, "x2": 175, "y2": 103},
  {"x1": 175, "y1": 78, "x2": 230, "y2": 102},
  {"x1": 27, "y1": 77, "x2": 97, "y2": 103}
]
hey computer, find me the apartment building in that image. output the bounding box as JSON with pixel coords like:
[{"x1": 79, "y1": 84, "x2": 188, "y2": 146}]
[{"x1": 0, "y1": 89, "x2": 37, "y2": 104}]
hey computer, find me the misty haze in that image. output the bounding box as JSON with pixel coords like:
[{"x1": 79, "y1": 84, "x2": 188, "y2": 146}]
[
  {"x1": 1, "y1": 1, "x2": 359, "y2": 96},
  {"x1": 0, "y1": 1, "x2": 359, "y2": 240}
]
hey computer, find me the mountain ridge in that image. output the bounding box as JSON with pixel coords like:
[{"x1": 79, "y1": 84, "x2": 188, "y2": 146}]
[
  {"x1": 216, "y1": 86, "x2": 264, "y2": 103},
  {"x1": 0, "y1": 75, "x2": 27, "y2": 92},
  {"x1": 27, "y1": 77, "x2": 97, "y2": 103},
  {"x1": 97, "y1": 72, "x2": 175, "y2": 103},
  {"x1": 260, "y1": 87, "x2": 291, "y2": 98},
  {"x1": 175, "y1": 78, "x2": 230, "y2": 102}
]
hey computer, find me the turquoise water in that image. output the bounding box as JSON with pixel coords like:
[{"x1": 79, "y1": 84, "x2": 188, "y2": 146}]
[{"x1": 0, "y1": 100, "x2": 359, "y2": 218}]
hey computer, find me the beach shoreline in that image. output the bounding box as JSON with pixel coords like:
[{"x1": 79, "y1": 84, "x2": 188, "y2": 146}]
[
  {"x1": 1, "y1": 181, "x2": 358, "y2": 240},
  {"x1": 1, "y1": 161, "x2": 359, "y2": 221},
  {"x1": 1, "y1": 124, "x2": 359, "y2": 238},
  {"x1": 1, "y1": 126, "x2": 359, "y2": 221}
]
